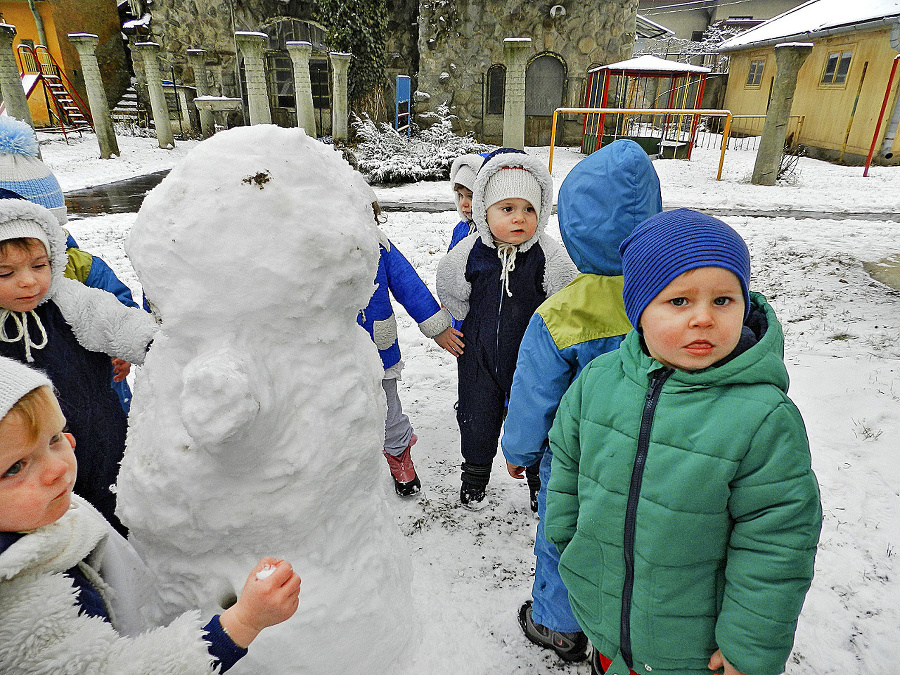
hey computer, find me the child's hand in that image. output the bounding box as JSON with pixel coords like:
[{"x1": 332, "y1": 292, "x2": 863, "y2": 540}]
[
  {"x1": 219, "y1": 558, "x2": 302, "y2": 648},
  {"x1": 708, "y1": 649, "x2": 746, "y2": 675},
  {"x1": 111, "y1": 358, "x2": 132, "y2": 382},
  {"x1": 434, "y1": 327, "x2": 464, "y2": 357},
  {"x1": 506, "y1": 461, "x2": 525, "y2": 479}
]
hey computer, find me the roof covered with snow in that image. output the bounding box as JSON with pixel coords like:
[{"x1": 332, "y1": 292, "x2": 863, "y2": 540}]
[
  {"x1": 719, "y1": 0, "x2": 900, "y2": 51},
  {"x1": 589, "y1": 55, "x2": 711, "y2": 74}
]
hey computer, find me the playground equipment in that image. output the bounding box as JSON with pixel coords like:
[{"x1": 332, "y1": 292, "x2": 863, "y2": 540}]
[
  {"x1": 581, "y1": 55, "x2": 710, "y2": 158},
  {"x1": 14, "y1": 43, "x2": 93, "y2": 138},
  {"x1": 549, "y1": 107, "x2": 733, "y2": 180}
]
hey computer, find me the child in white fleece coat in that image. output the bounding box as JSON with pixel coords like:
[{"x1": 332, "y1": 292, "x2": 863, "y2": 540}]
[{"x1": 0, "y1": 356, "x2": 302, "y2": 673}]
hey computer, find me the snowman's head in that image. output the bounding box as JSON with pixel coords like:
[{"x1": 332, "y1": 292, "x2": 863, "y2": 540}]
[{"x1": 127, "y1": 126, "x2": 380, "y2": 328}]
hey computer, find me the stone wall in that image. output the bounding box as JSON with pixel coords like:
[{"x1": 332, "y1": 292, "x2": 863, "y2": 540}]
[
  {"x1": 134, "y1": 0, "x2": 636, "y2": 145},
  {"x1": 415, "y1": 0, "x2": 637, "y2": 145}
]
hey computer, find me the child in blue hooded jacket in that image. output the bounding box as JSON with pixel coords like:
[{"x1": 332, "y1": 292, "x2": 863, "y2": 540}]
[
  {"x1": 502, "y1": 140, "x2": 662, "y2": 662},
  {"x1": 358, "y1": 203, "x2": 462, "y2": 497}
]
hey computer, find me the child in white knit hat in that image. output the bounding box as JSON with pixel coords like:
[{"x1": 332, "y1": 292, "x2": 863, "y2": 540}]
[
  {"x1": 0, "y1": 198, "x2": 157, "y2": 534},
  {"x1": 436, "y1": 148, "x2": 577, "y2": 509},
  {"x1": 447, "y1": 153, "x2": 482, "y2": 250},
  {"x1": 0, "y1": 355, "x2": 302, "y2": 673},
  {"x1": 0, "y1": 115, "x2": 141, "y2": 413}
]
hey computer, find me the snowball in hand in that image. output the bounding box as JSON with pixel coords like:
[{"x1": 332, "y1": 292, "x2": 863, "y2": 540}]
[{"x1": 256, "y1": 565, "x2": 276, "y2": 581}]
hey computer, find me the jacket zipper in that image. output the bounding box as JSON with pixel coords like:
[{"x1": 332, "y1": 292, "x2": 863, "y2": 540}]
[
  {"x1": 495, "y1": 270, "x2": 504, "y2": 377},
  {"x1": 620, "y1": 367, "x2": 673, "y2": 669}
]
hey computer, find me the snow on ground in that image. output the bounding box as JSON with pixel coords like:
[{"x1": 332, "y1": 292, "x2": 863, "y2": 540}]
[{"x1": 42, "y1": 130, "x2": 900, "y2": 674}]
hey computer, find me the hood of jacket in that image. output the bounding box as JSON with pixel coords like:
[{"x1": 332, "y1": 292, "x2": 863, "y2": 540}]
[
  {"x1": 471, "y1": 150, "x2": 552, "y2": 253},
  {"x1": 622, "y1": 292, "x2": 789, "y2": 394},
  {"x1": 450, "y1": 153, "x2": 483, "y2": 221},
  {"x1": 557, "y1": 139, "x2": 662, "y2": 276},
  {"x1": 0, "y1": 199, "x2": 68, "y2": 305}
]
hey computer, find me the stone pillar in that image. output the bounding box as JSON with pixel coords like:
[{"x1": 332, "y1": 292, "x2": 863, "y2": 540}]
[
  {"x1": 751, "y1": 42, "x2": 813, "y2": 186},
  {"x1": 186, "y1": 48, "x2": 216, "y2": 139},
  {"x1": 134, "y1": 41, "x2": 175, "y2": 149},
  {"x1": 235, "y1": 31, "x2": 271, "y2": 125},
  {"x1": 502, "y1": 37, "x2": 531, "y2": 150},
  {"x1": 68, "y1": 33, "x2": 120, "y2": 158},
  {"x1": 286, "y1": 41, "x2": 317, "y2": 136},
  {"x1": 329, "y1": 52, "x2": 351, "y2": 142},
  {"x1": 0, "y1": 24, "x2": 33, "y2": 126}
]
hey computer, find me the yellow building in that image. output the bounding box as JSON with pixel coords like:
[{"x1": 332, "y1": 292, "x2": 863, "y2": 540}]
[
  {"x1": 719, "y1": 0, "x2": 900, "y2": 165},
  {"x1": 0, "y1": 0, "x2": 127, "y2": 127}
]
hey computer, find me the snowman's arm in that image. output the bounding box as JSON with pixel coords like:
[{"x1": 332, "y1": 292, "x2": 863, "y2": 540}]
[
  {"x1": 435, "y1": 233, "x2": 476, "y2": 321},
  {"x1": 52, "y1": 278, "x2": 159, "y2": 365}
]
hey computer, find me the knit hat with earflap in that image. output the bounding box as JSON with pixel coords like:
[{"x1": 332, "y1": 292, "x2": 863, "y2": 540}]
[
  {"x1": 0, "y1": 355, "x2": 52, "y2": 422},
  {"x1": 482, "y1": 166, "x2": 542, "y2": 221},
  {"x1": 0, "y1": 117, "x2": 67, "y2": 225},
  {"x1": 449, "y1": 153, "x2": 483, "y2": 221},
  {"x1": 450, "y1": 154, "x2": 482, "y2": 193},
  {"x1": 0, "y1": 199, "x2": 69, "y2": 303},
  {"x1": 619, "y1": 208, "x2": 751, "y2": 329},
  {"x1": 471, "y1": 148, "x2": 552, "y2": 253}
]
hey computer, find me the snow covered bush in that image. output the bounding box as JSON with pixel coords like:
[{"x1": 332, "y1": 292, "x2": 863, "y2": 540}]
[{"x1": 353, "y1": 105, "x2": 493, "y2": 184}]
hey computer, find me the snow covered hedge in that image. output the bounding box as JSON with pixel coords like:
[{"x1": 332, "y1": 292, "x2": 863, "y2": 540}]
[{"x1": 353, "y1": 106, "x2": 493, "y2": 184}]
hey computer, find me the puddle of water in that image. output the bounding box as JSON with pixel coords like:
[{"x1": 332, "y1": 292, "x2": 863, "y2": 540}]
[
  {"x1": 863, "y1": 254, "x2": 900, "y2": 291},
  {"x1": 64, "y1": 170, "x2": 170, "y2": 219}
]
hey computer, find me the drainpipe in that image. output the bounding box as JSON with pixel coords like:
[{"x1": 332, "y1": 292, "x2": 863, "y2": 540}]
[{"x1": 878, "y1": 19, "x2": 900, "y2": 157}]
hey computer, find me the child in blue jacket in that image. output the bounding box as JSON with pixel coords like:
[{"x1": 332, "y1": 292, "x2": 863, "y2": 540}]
[
  {"x1": 358, "y1": 204, "x2": 462, "y2": 496},
  {"x1": 436, "y1": 148, "x2": 577, "y2": 509},
  {"x1": 501, "y1": 140, "x2": 662, "y2": 662}
]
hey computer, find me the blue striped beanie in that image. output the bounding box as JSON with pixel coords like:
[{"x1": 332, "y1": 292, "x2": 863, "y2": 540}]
[
  {"x1": 619, "y1": 208, "x2": 751, "y2": 328},
  {"x1": 0, "y1": 117, "x2": 67, "y2": 225}
]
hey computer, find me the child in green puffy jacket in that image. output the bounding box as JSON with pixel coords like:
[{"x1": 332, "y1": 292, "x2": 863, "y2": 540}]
[{"x1": 545, "y1": 209, "x2": 821, "y2": 675}]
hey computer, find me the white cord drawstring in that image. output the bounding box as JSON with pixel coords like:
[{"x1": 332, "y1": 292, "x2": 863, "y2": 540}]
[
  {"x1": 0, "y1": 308, "x2": 48, "y2": 363},
  {"x1": 496, "y1": 242, "x2": 518, "y2": 297}
]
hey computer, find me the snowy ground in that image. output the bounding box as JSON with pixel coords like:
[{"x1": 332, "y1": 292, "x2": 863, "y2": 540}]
[{"x1": 44, "y1": 130, "x2": 900, "y2": 674}]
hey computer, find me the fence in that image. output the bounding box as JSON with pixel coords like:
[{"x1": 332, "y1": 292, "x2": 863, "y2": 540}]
[
  {"x1": 550, "y1": 108, "x2": 808, "y2": 180},
  {"x1": 693, "y1": 114, "x2": 806, "y2": 152},
  {"x1": 549, "y1": 107, "x2": 733, "y2": 179}
]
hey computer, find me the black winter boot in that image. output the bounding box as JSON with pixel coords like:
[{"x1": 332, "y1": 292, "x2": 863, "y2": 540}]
[{"x1": 460, "y1": 461, "x2": 491, "y2": 510}]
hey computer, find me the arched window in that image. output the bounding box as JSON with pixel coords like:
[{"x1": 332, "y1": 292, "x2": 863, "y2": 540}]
[
  {"x1": 525, "y1": 53, "x2": 566, "y2": 117},
  {"x1": 486, "y1": 64, "x2": 505, "y2": 115}
]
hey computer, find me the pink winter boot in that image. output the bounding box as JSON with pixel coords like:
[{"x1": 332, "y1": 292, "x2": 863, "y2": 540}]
[{"x1": 383, "y1": 434, "x2": 421, "y2": 497}]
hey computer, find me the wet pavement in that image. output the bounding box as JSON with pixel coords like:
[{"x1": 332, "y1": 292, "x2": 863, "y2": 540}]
[
  {"x1": 64, "y1": 173, "x2": 900, "y2": 224},
  {"x1": 64, "y1": 170, "x2": 170, "y2": 219},
  {"x1": 62, "y1": 174, "x2": 899, "y2": 290}
]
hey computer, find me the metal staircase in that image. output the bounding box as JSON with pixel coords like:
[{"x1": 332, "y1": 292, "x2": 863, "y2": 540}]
[{"x1": 14, "y1": 44, "x2": 93, "y2": 138}]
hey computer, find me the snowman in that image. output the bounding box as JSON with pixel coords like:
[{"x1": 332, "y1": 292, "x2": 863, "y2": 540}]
[{"x1": 116, "y1": 125, "x2": 418, "y2": 674}]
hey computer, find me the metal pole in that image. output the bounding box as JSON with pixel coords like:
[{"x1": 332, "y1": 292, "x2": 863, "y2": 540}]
[{"x1": 864, "y1": 54, "x2": 900, "y2": 176}]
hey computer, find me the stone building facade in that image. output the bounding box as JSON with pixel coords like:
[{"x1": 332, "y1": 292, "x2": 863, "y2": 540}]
[
  {"x1": 414, "y1": 0, "x2": 637, "y2": 145},
  {"x1": 130, "y1": 0, "x2": 637, "y2": 145}
]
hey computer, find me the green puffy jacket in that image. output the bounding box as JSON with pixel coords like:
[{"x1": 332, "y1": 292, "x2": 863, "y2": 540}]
[{"x1": 546, "y1": 293, "x2": 821, "y2": 675}]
